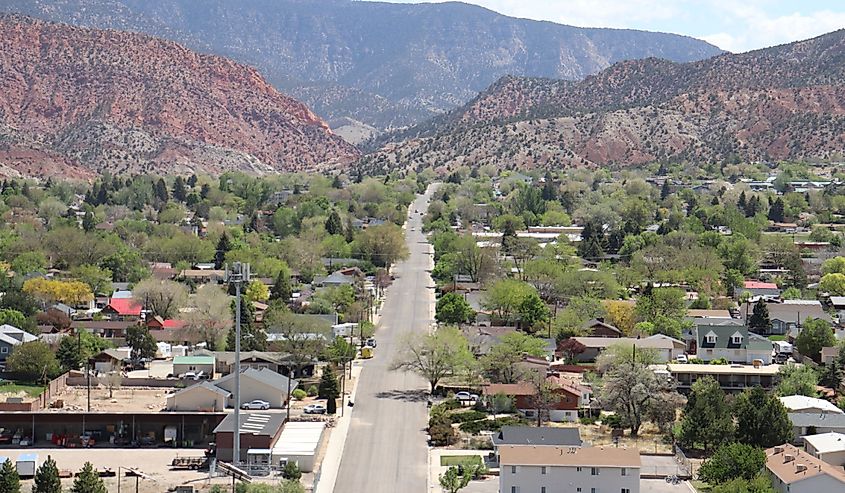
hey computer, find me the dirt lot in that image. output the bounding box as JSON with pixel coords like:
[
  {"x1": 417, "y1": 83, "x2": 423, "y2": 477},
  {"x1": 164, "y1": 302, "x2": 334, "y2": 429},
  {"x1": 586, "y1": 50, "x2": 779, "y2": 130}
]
[{"x1": 49, "y1": 386, "x2": 175, "y2": 412}]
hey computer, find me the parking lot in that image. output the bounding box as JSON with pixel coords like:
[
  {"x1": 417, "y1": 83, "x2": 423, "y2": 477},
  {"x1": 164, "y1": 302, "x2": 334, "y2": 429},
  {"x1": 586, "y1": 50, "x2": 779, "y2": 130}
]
[
  {"x1": 642, "y1": 479, "x2": 696, "y2": 493},
  {"x1": 641, "y1": 454, "x2": 689, "y2": 477}
]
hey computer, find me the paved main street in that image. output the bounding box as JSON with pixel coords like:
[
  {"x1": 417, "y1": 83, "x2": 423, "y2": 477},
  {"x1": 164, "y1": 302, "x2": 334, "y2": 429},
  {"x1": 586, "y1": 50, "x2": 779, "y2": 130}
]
[{"x1": 332, "y1": 187, "x2": 436, "y2": 493}]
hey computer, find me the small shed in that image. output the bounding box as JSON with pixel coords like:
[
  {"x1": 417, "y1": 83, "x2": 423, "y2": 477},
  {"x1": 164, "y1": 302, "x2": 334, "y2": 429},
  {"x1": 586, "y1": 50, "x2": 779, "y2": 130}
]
[
  {"x1": 270, "y1": 421, "x2": 326, "y2": 472},
  {"x1": 166, "y1": 381, "x2": 229, "y2": 412},
  {"x1": 16, "y1": 453, "x2": 37, "y2": 477},
  {"x1": 173, "y1": 356, "x2": 215, "y2": 377}
]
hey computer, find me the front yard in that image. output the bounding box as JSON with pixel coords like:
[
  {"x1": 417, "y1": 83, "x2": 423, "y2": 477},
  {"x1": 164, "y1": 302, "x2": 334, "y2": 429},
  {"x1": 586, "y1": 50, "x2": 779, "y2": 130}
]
[{"x1": 0, "y1": 381, "x2": 45, "y2": 398}]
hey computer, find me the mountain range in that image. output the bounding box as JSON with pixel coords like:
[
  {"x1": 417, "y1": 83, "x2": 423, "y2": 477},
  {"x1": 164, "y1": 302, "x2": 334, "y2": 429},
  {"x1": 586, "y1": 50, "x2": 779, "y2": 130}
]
[
  {"x1": 0, "y1": 14, "x2": 357, "y2": 178},
  {"x1": 0, "y1": 0, "x2": 723, "y2": 141},
  {"x1": 362, "y1": 29, "x2": 845, "y2": 173}
]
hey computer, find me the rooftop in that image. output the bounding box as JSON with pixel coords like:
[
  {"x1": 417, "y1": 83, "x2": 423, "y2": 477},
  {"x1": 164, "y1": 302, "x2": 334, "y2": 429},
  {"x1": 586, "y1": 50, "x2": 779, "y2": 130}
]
[
  {"x1": 744, "y1": 281, "x2": 779, "y2": 290},
  {"x1": 498, "y1": 445, "x2": 640, "y2": 468},
  {"x1": 804, "y1": 432, "x2": 845, "y2": 454},
  {"x1": 766, "y1": 443, "x2": 845, "y2": 486},
  {"x1": 572, "y1": 335, "x2": 683, "y2": 350},
  {"x1": 779, "y1": 395, "x2": 844, "y2": 414},
  {"x1": 213, "y1": 412, "x2": 285, "y2": 436},
  {"x1": 492, "y1": 426, "x2": 582, "y2": 447},
  {"x1": 665, "y1": 363, "x2": 783, "y2": 375},
  {"x1": 173, "y1": 356, "x2": 215, "y2": 365}
]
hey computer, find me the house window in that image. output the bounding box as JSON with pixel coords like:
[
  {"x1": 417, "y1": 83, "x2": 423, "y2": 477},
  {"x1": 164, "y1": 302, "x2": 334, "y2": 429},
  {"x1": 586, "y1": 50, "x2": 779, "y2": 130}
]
[
  {"x1": 541, "y1": 488, "x2": 546, "y2": 493},
  {"x1": 621, "y1": 468, "x2": 627, "y2": 476},
  {"x1": 622, "y1": 489, "x2": 631, "y2": 493},
  {"x1": 511, "y1": 466, "x2": 517, "y2": 474},
  {"x1": 576, "y1": 467, "x2": 582, "y2": 472},
  {"x1": 541, "y1": 466, "x2": 547, "y2": 475},
  {"x1": 591, "y1": 467, "x2": 600, "y2": 476},
  {"x1": 0, "y1": 347, "x2": 7, "y2": 354},
  {"x1": 705, "y1": 335, "x2": 716, "y2": 344},
  {"x1": 732, "y1": 335, "x2": 742, "y2": 345},
  {"x1": 511, "y1": 487, "x2": 518, "y2": 493}
]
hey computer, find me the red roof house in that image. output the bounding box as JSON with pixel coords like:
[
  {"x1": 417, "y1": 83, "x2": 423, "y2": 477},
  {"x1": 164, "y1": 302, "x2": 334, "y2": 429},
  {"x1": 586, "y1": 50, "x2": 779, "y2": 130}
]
[{"x1": 101, "y1": 298, "x2": 143, "y2": 320}]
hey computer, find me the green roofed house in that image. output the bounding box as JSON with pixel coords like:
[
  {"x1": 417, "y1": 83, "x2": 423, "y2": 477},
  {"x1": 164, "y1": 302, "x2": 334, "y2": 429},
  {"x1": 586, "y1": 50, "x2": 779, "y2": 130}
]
[
  {"x1": 693, "y1": 321, "x2": 772, "y2": 364},
  {"x1": 173, "y1": 355, "x2": 216, "y2": 378}
]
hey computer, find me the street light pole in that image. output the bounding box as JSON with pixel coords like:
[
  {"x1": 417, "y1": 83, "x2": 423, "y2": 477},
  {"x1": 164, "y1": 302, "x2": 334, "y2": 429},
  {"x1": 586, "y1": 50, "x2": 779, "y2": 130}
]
[{"x1": 226, "y1": 262, "x2": 250, "y2": 466}]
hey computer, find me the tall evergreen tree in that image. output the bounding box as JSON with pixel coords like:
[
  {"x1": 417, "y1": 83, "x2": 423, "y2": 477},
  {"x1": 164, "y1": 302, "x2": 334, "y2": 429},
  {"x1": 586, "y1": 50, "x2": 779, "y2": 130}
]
[
  {"x1": 32, "y1": 455, "x2": 61, "y2": 493},
  {"x1": 0, "y1": 458, "x2": 20, "y2": 493},
  {"x1": 660, "y1": 180, "x2": 671, "y2": 200},
  {"x1": 331, "y1": 175, "x2": 343, "y2": 189},
  {"x1": 154, "y1": 178, "x2": 169, "y2": 203},
  {"x1": 748, "y1": 301, "x2": 771, "y2": 333},
  {"x1": 541, "y1": 173, "x2": 557, "y2": 201},
  {"x1": 81, "y1": 211, "x2": 96, "y2": 232},
  {"x1": 768, "y1": 197, "x2": 785, "y2": 222},
  {"x1": 214, "y1": 233, "x2": 232, "y2": 269},
  {"x1": 733, "y1": 386, "x2": 793, "y2": 448},
  {"x1": 187, "y1": 174, "x2": 198, "y2": 187},
  {"x1": 318, "y1": 365, "x2": 340, "y2": 400},
  {"x1": 325, "y1": 211, "x2": 344, "y2": 236},
  {"x1": 172, "y1": 176, "x2": 187, "y2": 202},
  {"x1": 737, "y1": 190, "x2": 747, "y2": 210},
  {"x1": 269, "y1": 270, "x2": 293, "y2": 303},
  {"x1": 70, "y1": 462, "x2": 106, "y2": 493},
  {"x1": 678, "y1": 377, "x2": 734, "y2": 452},
  {"x1": 344, "y1": 217, "x2": 355, "y2": 243},
  {"x1": 226, "y1": 300, "x2": 265, "y2": 351}
]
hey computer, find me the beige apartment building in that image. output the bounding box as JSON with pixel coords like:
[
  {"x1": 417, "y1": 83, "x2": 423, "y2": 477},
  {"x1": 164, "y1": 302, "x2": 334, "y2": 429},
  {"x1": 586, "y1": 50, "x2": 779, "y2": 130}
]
[{"x1": 499, "y1": 445, "x2": 641, "y2": 493}]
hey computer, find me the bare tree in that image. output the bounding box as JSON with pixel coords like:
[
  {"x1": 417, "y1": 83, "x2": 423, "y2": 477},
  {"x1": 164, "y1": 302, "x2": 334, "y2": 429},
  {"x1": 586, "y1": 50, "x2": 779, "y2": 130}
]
[
  {"x1": 391, "y1": 326, "x2": 473, "y2": 392},
  {"x1": 526, "y1": 372, "x2": 560, "y2": 427},
  {"x1": 134, "y1": 279, "x2": 188, "y2": 319},
  {"x1": 183, "y1": 284, "x2": 233, "y2": 348}
]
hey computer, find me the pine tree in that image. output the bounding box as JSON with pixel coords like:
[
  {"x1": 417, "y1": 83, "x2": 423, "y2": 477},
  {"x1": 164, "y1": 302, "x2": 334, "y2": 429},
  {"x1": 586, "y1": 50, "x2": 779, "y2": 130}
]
[
  {"x1": 0, "y1": 458, "x2": 20, "y2": 493},
  {"x1": 660, "y1": 180, "x2": 670, "y2": 200},
  {"x1": 541, "y1": 172, "x2": 557, "y2": 201},
  {"x1": 214, "y1": 233, "x2": 231, "y2": 269},
  {"x1": 344, "y1": 217, "x2": 355, "y2": 243},
  {"x1": 748, "y1": 301, "x2": 771, "y2": 333},
  {"x1": 70, "y1": 462, "x2": 106, "y2": 493},
  {"x1": 331, "y1": 175, "x2": 343, "y2": 189},
  {"x1": 733, "y1": 386, "x2": 793, "y2": 448},
  {"x1": 172, "y1": 176, "x2": 187, "y2": 202},
  {"x1": 81, "y1": 211, "x2": 96, "y2": 232},
  {"x1": 154, "y1": 178, "x2": 169, "y2": 203},
  {"x1": 325, "y1": 211, "x2": 343, "y2": 236},
  {"x1": 187, "y1": 174, "x2": 198, "y2": 187},
  {"x1": 768, "y1": 197, "x2": 785, "y2": 222},
  {"x1": 737, "y1": 190, "x2": 747, "y2": 210},
  {"x1": 95, "y1": 185, "x2": 108, "y2": 206},
  {"x1": 226, "y1": 300, "x2": 265, "y2": 351},
  {"x1": 32, "y1": 455, "x2": 61, "y2": 493},
  {"x1": 200, "y1": 183, "x2": 211, "y2": 199},
  {"x1": 678, "y1": 377, "x2": 734, "y2": 453},
  {"x1": 318, "y1": 365, "x2": 340, "y2": 401},
  {"x1": 269, "y1": 270, "x2": 292, "y2": 303}
]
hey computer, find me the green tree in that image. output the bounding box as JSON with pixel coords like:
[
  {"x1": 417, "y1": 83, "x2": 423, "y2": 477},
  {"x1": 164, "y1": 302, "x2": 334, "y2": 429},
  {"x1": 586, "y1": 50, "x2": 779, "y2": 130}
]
[
  {"x1": 56, "y1": 331, "x2": 112, "y2": 372},
  {"x1": 69, "y1": 265, "x2": 113, "y2": 296},
  {"x1": 517, "y1": 292, "x2": 550, "y2": 331},
  {"x1": 172, "y1": 176, "x2": 187, "y2": 202},
  {"x1": 781, "y1": 287, "x2": 802, "y2": 300},
  {"x1": 125, "y1": 325, "x2": 157, "y2": 363},
  {"x1": 0, "y1": 458, "x2": 20, "y2": 493},
  {"x1": 481, "y1": 332, "x2": 548, "y2": 384},
  {"x1": 355, "y1": 224, "x2": 408, "y2": 267},
  {"x1": 599, "y1": 358, "x2": 670, "y2": 437},
  {"x1": 244, "y1": 280, "x2": 270, "y2": 303},
  {"x1": 767, "y1": 197, "x2": 785, "y2": 222},
  {"x1": 733, "y1": 386, "x2": 793, "y2": 448},
  {"x1": 776, "y1": 364, "x2": 819, "y2": 397},
  {"x1": 392, "y1": 326, "x2": 473, "y2": 392},
  {"x1": 269, "y1": 269, "x2": 293, "y2": 303},
  {"x1": 820, "y1": 273, "x2": 845, "y2": 296},
  {"x1": 711, "y1": 475, "x2": 775, "y2": 493},
  {"x1": 635, "y1": 287, "x2": 687, "y2": 324},
  {"x1": 281, "y1": 462, "x2": 301, "y2": 481},
  {"x1": 435, "y1": 293, "x2": 475, "y2": 325},
  {"x1": 81, "y1": 210, "x2": 96, "y2": 232},
  {"x1": 70, "y1": 462, "x2": 106, "y2": 493},
  {"x1": 10, "y1": 251, "x2": 48, "y2": 275},
  {"x1": 0, "y1": 309, "x2": 28, "y2": 330},
  {"x1": 439, "y1": 466, "x2": 471, "y2": 493},
  {"x1": 748, "y1": 301, "x2": 771, "y2": 333},
  {"x1": 482, "y1": 279, "x2": 536, "y2": 324},
  {"x1": 678, "y1": 377, "x2": 734, "y2": 452},
  {"x1": 699, "y1": 443, "x2": 766, "y2": 485},
  {"x1": 214, "y1": 233, "x2": 232, "y2": 269},
  {"x1": 794, "y1": 318, "x2": 835, "y2": 362},
  {"x1": 226, "y1": 299, "x2": 265, "y2": 351},
  {"x1": 325, "y1": 211, "x2": 344, "y2": 236},
  {"x1": 822, "y1": 257, "x2": 845, "y2": 275},
  {"x1": 32, "y1": 455, "x2": 62, "y2": 493},
  {"x1": 6, "y1": 341, "x2": 60, "y2": 383},
  {"x1": 318, "y1": 365, "x2": 341, "y2": 414}
]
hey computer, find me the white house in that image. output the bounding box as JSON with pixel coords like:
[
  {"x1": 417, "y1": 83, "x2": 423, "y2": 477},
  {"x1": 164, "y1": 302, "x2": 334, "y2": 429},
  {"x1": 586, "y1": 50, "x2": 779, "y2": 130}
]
[
  {"x1": 0, "y1": 324, "x2": 38, "y2": 368},
  {"x1": 803, "y1": 432, "x2": 845, "y2": 467},
  {"x1": 499, "y1": 445, "x2": 640, "y2": 493},
  {"x1": 779, "y1": 395, "x2": 844, "y2": 415},
  {"x1": 766, "y1": 444, "x2": 845, "y2": 493},
  {"x1": 693, "y1": 322, "x2": 772, "y2": 364}
]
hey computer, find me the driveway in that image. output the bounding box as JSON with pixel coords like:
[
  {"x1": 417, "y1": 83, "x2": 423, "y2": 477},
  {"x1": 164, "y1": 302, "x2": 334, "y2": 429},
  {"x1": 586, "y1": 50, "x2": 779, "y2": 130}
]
[
  {"x1": 641, "y1": 454, "x2": 689, "y2": 478},
  {"x1": 641, "y1": 479, "x2": 696, "y2": 493}
]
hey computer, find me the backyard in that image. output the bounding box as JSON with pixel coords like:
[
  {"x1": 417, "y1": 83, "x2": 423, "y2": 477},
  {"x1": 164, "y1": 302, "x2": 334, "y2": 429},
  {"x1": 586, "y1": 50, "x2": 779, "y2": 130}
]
[{"x1": 0, "y1": 381, "x2": 45, "y2": 398}]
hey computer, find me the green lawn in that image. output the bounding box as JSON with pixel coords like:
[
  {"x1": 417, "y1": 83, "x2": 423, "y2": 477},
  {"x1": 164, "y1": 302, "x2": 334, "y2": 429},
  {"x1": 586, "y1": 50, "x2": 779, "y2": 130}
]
[
  {"x1": 440, "y1": 455, "x2": 483, "y2": 467},
  {"x1": 0, "y1": 382, "x2": 45, "y2": 397},
  {"x1": 767, "y1": 335, "x2": 787, "y2": 342},
  {"x1": 690, "y1": 480, "x2": 712, "y2": 492}
]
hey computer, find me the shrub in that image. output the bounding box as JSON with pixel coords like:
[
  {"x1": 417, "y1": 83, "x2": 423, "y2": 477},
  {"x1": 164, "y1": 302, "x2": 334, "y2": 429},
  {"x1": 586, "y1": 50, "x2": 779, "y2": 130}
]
[
  {"x1": 710, "y1": 358, "x2": 729, "y2": 365},
  {"x1": 699, "y1": 443, "x2": 766, "y2": 484},
  {"x1": 449, "y1": 411, "x2": 488, "y2": 423},
  {"x1": 282, "y1": 461, "x2": 302, "y2": 481},
  {"x1": 489, "y1": 392, "x2": 514, "y2": 413},
  {"x1": 602, "y1": 413, "x2": 623, "y2": 429},
  {"x1": 429, "y1": 413, "x2": 457, "y2": 446},
  {"x1": 291, "y1": 389, "x2": 307, "y2": 401},
  {"x1": 306, "y1": 385, "x2": 318, "y2": 397},
  {"x1": 580, "y1": 416, "x2": 598, "y2": 425}
]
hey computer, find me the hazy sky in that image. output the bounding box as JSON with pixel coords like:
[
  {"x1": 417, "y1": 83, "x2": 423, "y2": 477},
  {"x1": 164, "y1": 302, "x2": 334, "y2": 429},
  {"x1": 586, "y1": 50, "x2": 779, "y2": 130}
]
[{"x1": 365, "y1": 0, "x2": 845, "y2": 52}]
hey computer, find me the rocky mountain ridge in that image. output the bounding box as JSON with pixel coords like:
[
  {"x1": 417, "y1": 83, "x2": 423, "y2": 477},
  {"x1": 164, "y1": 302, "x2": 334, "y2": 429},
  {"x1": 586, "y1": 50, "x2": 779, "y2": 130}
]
[{"x1": 0, "y1": 14, "x2": 358, "y2": 178}]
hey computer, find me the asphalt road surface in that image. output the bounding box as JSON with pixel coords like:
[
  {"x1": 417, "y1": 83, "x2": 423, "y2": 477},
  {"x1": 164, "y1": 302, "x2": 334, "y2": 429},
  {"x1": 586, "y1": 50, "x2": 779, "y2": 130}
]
[{"x1": 334, "y1": 187, "x2": 436, "y2": 493}]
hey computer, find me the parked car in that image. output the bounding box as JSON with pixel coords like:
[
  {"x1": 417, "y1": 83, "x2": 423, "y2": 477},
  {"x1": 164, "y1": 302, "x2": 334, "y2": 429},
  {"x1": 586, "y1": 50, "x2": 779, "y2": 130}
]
[
  {"x1": 366, "y1": 338, "x2": 377, "y2": 348},
  {"x1": 241, "y1": 400, "x2": 271, "y2": 410},
  {"x1": 675, "y1": 354, "x2": 689, "y2": 364},
  {"x1": 303, "y1": 404, "x2": 327, "y2": 415},
  {"x1": 181, "y1": 371, "x2": 198, "y2": 380},
  {"x1": 455, "y1": 391, "x2": 478, "y2": 402}
]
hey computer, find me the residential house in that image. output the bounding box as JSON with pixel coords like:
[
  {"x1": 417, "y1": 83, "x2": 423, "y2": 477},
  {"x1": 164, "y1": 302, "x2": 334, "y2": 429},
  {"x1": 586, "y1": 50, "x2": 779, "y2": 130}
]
[
  {"x1": 581, "y1": 319, "x2": 622, "y2": 338},
  {"x1": 178, "y1": 269, "x2": 225, "y2": 285},
  {"x1": 779, "y1": 395, "x2": 844, "y2": 415},
  {"x1": 686, "y1": 309, "x2": 732, "y2": 320},
  {"x1": 788, "y1": 413, "x2": 845, "y2": 437},
  {"x1": 742, "y1": 280, "x2": 781, "y2": 298},
  {"x1": 214, "y1": 367, "x2": 298, "y2": 409},
  {"x1": 803, "y1": 433, "x2": 845, "y2": 467},
  {"x1": 315, "y1": 268, "x2": 363, "y2": 288},
  {"x1": 70, "y1": 320, "x2": 135, "y2": 341},
  {"x1": 214, "y1": 411, "x2": 286, "y2": 463},
  {"x1": 568, "y1": 335, "x2": 685, "y2": 363},
  {"x1": 90, "y1": 349, "x2": 128, "y2": 373},
  {"x1": 830, "y1": 297, "x2": 845, "y2": 319},
  {"x1": 665, "y1": 363, "x2": 781, "y2": 393},
  {"x1": 166, "y1": 381, "x2": 230, "y2": 412},
  {"x1": 463, "y1": 326, "x2": 555, "y2": 359},
  {"x1": 172, "y1": 356, "x2": 215, "y2": 377},
  {"x1": 101, "y1": 298, "x2": 143, "y2": 322},
  {"x1": 821, "y1": 346, "x2": 839, "y2": 365},
  {"x1": 766, "y1": 444, "x2": 845, "y2": 493},
  {"x1": 199, "y1": 350, "x2": 316, "y2": 378},
  {"x1": 740, "y1": 300, "x2": 831, "y2": 336},
  {"x1": 0, "y1": 325, "x2": 38, "y2": 368},
  {"x1": 483, "y1": 376, "x2": 589, "y2": 423},
  {"x1": 499, "y1": 445, "x2": 640, "y2": 493},
  {"x1": 146, "y1": 316, "x2": 186, "y2": 331},
  {"x1": 693, "y1": 321, "x2": 771, "y2": 364}
]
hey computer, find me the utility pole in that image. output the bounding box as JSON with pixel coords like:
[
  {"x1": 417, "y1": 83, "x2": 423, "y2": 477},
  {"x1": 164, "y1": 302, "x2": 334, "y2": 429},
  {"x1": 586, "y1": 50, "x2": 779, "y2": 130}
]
[{"x1": 225, "y1": 262, "x2": 250, "y2": 466}]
